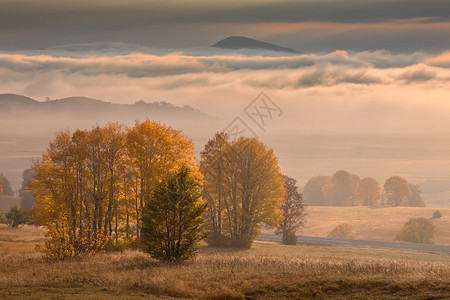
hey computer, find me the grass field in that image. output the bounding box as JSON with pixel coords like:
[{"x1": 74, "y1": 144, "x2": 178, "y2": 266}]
[
  {"x1": 293, "y1": 206, "x2": 450, "y2": 245},
  {"x1": 0, "y1": 225, "x2": 449, "y2": 299}
]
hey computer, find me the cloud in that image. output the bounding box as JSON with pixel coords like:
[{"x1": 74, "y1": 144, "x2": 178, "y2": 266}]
[{"x1": 2, "y1": 1, "x2": 450, "y2": 52}]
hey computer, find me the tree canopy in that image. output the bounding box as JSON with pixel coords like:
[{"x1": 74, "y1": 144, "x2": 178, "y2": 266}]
[
  {"x1": 200, "y1": 133, "x2": 284, "y2": 248},
  {"x1": 276, "y1": 175, "x2": 306, "y2": 245},
  {"x1": 31, "y1": 120, "x2": 197, "y2": 259}
]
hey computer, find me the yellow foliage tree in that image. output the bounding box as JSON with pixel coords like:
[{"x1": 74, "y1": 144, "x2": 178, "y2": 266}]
[
  {"x1": 32, "y1": 120, "x2": 198, "y2": 259},
  {"x1": 201, "y1": 134, "x2": 284, "y2": 248}
]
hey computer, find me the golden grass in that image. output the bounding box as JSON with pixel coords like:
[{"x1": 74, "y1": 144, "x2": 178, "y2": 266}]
[
  {"x1": 294, "y1": 206, "x2": 450, "y2": 245},
  {"x1": 0, "y1": 243, "x2": 449, "y2": 299},
  {"x1": 0, "y1": 223, "x2": 449, "y2": 299}
]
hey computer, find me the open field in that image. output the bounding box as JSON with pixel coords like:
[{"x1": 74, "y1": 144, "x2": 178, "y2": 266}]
[
  {"x1": 295, "y1": 206, "x2": 450, "y2": 245},
  {"x1": 0, "y1": 225, "x2": 449, "y2": 299}
]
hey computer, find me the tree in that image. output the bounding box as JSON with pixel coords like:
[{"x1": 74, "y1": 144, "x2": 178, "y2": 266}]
[
  {"x1": 395, "y1": 217, "x2": 435, "y2": 244},
  {"x1": 0, "y1": 174, "x2": 14, "y2": 196},
  {"x1": 141, "y1": 167, "x2": 206, "y2": 263},
  {"x1": 303, "y1": 176, "x2": 330, "y2": 206},
  {"x1": 384, "y1": 176, "x2": 411, "y2": 206},
  {"x1": 407, "y1": 184, "x2": 425, "y2": 207},
  {"x1": 276, "y1": 175, "x2": 306, "y2": 245},
  {"x1": 322, "y1": 170, "x2": 359, "y2": 206},
  {"x1": 201, "y1": 135, "x2": 285, "y2": 248},
  {"x1": 126, "y1": 120, "x2": 197, "y2": 238},
  {"x1": 5, "y1": 206, "x2": 29, "y2": 228},
  {"x1": 327, "y1": 223, "x2": 354, "y2": 239},
  {"x1": 31, "y1": 121, "x2": 198, "y2": 259},
  {"x1": 19, "y1": 169, "x2": 37, "y2": 210},
  {"x1": 356, "y1": 177, "x2": 381, "y2": 206}
]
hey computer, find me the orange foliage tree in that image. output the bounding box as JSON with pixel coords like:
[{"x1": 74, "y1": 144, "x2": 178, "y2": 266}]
[
  {"x1": 31, "y1": 120, "x2": 198, "y2": 260},
  {"x1": 200, "y1": 133, "x2": 285, "y2": 248}
]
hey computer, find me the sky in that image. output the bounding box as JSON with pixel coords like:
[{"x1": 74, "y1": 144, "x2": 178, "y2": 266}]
[{"x1": 1, "y1": 0, "x2": 450, "y2": 133}]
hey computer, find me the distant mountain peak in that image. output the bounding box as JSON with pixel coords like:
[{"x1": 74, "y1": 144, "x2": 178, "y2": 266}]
[{"x1": 212, "y1": 36, "x2": 301, "y2": 54}]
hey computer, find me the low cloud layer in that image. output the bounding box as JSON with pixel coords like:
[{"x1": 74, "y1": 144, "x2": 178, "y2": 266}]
[{"x1": 1, "y1": 48, "x2": 450, "y2": 134}]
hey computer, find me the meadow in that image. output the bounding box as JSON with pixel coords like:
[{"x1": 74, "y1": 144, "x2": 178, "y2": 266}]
[
  {"x1": 0, "y1": 225, "x2": 449, "y2": 299},
  {"x1": 299, "y1": 206, "x2": 450, "y2": 245}
]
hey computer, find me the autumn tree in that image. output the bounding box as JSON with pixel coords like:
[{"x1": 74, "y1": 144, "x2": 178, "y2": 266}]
[
  {"x1": 303, "y1": 176, "x2": 330, "y2": 206},
  {"x1": 395, "y1": 217, "x2": 435, "y2": 244},
  {"x1": 126, "y1": 120, "x2": 197, "y2": 238},
  {"x1": 322, "y1": 170, "x2": 359, "y2": 206},
  {"x1": 384, "y1": 176, "x2": 411, "y2": 206},
  {"x1": 19, "y1": 169, "x2": 36, "y2": 210},
  {"x1": 356, "y1": 177, "x2": 381, "y2": 206},
  {"x1": 31, "y1": 120, "x2": 198, "y2": 259},
  {"x1": 276, "y1": 175, "x2": 306, "y2": 245},
  {"x1": 199, "y1": 132, "x2": 229, "y2": 244},
  {"x1": 141, "y1": 167, "x2": 206, "y2": 262},
  {"x1": 201, "y1": 135, "x2": 284, "y2": 248},
  {"x1": 0, "y1": 174, "x2": 14, "y2": 196},
  {"x1": 407, "y1": 184, "x2": 425, "y2": 207}
]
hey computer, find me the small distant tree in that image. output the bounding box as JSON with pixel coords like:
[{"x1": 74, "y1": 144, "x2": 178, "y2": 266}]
[
  {"x1": 322, "y1": 170, "x2": 360, "y2": 206},
  {"x1": 395, "y1": 217, "x2": 435, "y2": 244},
  {"x1": 19, "y1": 169, "x2": 37, "y2": 210},
  {"x1": 384, "y1": 176, "x2": 411, "y2": 206},
  {"x1": 276, "y1": 175, "x2": 306, "y2": 245},
  {"x1": 407, "y1": 184, "x2": 426, "y2": 207},
  {"x1": 431, "y1": 210, "x2": 442, "y2": 219},
  {"x1": 328, "y1": 223, "x2": 354, "y2": 239},
  {"x1": 303, "y1": 176, "x2": 330, "y2": 206},
  {"x1": 356, "y1": 177, "x2": 381, "y2": 206},
  {"x1": 0, "y1": 174, "x2": 14, "y2": 196},
  {"x1": 141, "y1": 167, "x2": 206, "y2": 263},
  {"x1": 5, "y1": 206, "x2": 29, "y2": 228}
]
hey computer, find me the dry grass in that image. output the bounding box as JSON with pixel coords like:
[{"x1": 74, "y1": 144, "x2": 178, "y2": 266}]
[
  {"x1": 293, "y1": 206, "x2": 450, "y2": 245},
  {"x1": 0, "y1": 244, "x2": 449, "y2": 299},
  {"x1": 0, "y1": 224, "x2": 449, "y2": 299}
]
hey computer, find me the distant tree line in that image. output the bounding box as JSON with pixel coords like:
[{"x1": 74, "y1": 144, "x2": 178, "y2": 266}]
[{"x1": 303, "y1": 170, "x2": 425, "y2": 207}]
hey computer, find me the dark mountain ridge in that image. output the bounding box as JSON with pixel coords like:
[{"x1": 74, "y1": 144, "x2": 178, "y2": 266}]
[
  {"x1": 212, "y1": 36, "x2": 301, "y2": 54},
  {"x1": 0, "y1": 94, "x2": 210, "y2": 119}
]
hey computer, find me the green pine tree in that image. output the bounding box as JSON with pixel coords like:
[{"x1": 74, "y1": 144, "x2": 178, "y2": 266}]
[{"x1": 141, "y1": 167, "x2": 206, "y2": 263}]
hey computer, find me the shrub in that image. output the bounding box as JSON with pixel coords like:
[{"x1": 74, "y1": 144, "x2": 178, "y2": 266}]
[
  {"x1": 395, "y1": 217, "x2": 435, "y2": 244},
  {"x1": 327, "y1": 223, "x2": 354, "y2": 239},
  {"x1": 37, "y1": 226, "x2": 107, "y2": 261},
  {"x1": 5, "y1": 206, "x2": 29, "y2": 228},
  {"x1": 431, "y1": 210, "x2": 442, "y2": 219}
]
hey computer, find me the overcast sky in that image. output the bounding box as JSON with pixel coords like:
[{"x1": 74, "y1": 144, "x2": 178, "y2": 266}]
[
  {"x1": 1, "y1": 0, "x2": 450, "y2": 52},
  {"x1": 2, "y1": 0, "x2": 450, "y2": 134}
]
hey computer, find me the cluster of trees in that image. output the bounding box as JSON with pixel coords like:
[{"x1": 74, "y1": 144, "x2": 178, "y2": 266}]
[
  {"x1": 31, "y1": 121, "x2": 199, "y2": 260},
  {"x1": 31, "y1": 123, "x2": 305, "y2": 261},
  {"x1": 200, "y1": 133, "x2": 305, "y2": 247},
  {"x1": 303, "y1": 171, "x2": 425, "y2": 207}
]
